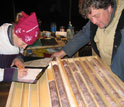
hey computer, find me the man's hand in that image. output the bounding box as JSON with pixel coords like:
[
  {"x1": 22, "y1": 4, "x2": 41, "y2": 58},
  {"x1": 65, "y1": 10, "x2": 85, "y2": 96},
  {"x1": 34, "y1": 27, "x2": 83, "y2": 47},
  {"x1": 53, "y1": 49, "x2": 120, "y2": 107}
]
[{"x1": 51, "y1": 50, "x2": 66, "y2": 60}]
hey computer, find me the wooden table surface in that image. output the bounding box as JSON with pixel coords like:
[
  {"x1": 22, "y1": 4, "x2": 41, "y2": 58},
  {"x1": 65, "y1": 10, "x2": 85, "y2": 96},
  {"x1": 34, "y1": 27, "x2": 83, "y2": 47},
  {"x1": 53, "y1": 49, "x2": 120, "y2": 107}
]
[
  {"x1": 27, "y1": 37, "x2": 67, "y2": 50},
  {"x1": 24, "y1": 36, "x2": 67, "y2": 57},
  {"x1": 6, "y1": 56, "x2": 124, "y2": 107}
]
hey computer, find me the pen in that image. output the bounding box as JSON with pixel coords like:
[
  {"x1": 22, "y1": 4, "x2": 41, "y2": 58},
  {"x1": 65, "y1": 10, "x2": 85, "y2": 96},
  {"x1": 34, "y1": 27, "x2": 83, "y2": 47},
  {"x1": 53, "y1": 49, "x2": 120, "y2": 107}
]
[
  {"x1": 18, "y1": 65, "x2": 23, "y2": 69},
  {"x1": 17, "y1": 66, "x2": 24, "y2": 72}
]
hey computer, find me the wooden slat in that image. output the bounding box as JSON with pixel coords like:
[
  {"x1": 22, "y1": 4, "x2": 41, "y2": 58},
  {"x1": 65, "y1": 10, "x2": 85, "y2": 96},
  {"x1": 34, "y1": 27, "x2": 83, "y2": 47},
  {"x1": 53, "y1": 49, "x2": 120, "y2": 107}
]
[
  {"x1": 6, "y1": 56, "x2": 124, "y2": 107},
  {"x1": 38, "y1": 71, "x2": 51, "y2": 107},
  {"x1": 9, "y1": 83, "x2": 24, "y2": 107},
  {"x1": 21, "y1": 84, "x2": 29, "y2": 107}
]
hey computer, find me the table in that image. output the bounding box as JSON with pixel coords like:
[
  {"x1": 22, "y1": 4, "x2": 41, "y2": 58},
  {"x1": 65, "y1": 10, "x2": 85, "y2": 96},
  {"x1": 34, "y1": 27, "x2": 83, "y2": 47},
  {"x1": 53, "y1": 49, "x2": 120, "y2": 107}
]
[
  {"x1": 24, "y1": 37, "x2": 67, "y2": 57},
  {"x1": 6, "y1": 56, "x2": 124, "y2": 107}
]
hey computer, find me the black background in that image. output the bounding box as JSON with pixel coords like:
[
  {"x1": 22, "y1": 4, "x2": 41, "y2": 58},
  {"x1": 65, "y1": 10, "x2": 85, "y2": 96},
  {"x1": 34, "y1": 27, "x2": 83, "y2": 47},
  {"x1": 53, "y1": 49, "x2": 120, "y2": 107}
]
[{"x1": 0, "y1": 0, "x2": 88, "y2": 31}]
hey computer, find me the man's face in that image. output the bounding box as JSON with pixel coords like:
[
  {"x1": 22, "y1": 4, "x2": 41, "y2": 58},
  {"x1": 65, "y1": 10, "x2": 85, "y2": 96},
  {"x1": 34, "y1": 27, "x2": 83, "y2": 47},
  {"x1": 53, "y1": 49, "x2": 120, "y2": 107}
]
[{"x1": 87, "y1": 6, "x2": 113, "y2": 29}]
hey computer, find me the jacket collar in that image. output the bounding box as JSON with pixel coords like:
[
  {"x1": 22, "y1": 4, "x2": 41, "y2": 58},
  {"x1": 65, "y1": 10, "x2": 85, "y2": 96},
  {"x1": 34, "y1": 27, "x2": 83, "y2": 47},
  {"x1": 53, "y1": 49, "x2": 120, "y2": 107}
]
[
  {"x1": 7, "y1": 25, "x2": 14, "y2": 46},
  {"x1": 105, "y1": 0, "x2": 117, "y2": 28}
]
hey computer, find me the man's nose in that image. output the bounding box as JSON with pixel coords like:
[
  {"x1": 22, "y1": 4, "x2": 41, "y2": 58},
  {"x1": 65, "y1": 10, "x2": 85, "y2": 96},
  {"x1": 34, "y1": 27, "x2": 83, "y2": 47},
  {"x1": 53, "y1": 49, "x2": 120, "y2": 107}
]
[{"x1": 91, "y1": 18, "x2": 98, "y2": 25}]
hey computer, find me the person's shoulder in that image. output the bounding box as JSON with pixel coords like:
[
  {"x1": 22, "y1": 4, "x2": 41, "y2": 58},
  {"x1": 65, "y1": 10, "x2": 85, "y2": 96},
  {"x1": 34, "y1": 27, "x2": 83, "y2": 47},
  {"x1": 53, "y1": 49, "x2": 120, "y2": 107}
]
[
  {"x1": 0, "y1": 23, "x2": 12, "y2": 33},
  {"x1": 0, "y1": 23, "x2": 12, "y2": 27},
  {"x1": 0, "y1": 23, "x2": 12, "y2": 29}
]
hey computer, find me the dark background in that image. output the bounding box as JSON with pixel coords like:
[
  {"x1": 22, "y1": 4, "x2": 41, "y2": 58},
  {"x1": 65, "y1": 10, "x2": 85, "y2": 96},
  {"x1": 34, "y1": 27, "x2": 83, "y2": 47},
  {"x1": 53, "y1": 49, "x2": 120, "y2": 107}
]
[{"x1": 0, "y1": 0, "x2": 88, "y2": 31}]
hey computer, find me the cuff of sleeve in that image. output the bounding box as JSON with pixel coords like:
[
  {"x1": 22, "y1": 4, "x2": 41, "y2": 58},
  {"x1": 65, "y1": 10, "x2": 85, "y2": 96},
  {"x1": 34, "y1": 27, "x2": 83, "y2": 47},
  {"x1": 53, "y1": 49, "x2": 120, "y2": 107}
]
[
  {"x1": 12, "y1": 69, "x2": 18, "y2": 81},
  {"x1": 18, "y1": 53, "x2": 24, "y2": 62},
  {"x1": 15, "y1": 56, "x2": 24, "y2": 63},
  {"x1": 4, "y1": 68, "x2": 17, "y2": 82}
]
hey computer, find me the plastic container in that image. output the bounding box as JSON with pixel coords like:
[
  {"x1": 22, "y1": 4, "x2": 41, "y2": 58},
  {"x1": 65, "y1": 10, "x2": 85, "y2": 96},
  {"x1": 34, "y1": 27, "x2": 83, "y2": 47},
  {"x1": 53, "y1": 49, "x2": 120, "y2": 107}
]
[{"x1": 50, "y1": 22, "x2": 57, "y2": 37}]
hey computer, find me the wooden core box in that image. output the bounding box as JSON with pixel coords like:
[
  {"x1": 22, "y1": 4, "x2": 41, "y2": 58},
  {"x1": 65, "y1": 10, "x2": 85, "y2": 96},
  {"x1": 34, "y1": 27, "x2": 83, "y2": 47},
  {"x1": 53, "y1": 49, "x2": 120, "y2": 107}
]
[{"x1": 6, "y1": 56, "x2": 124, "y2": 107}]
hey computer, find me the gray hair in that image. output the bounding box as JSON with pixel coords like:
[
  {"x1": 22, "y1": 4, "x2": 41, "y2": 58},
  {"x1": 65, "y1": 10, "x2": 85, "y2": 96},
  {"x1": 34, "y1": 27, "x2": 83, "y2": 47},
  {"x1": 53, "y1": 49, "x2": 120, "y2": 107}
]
[{"x1": 79, "y1": 0, "x2": 114, "y2": 18}]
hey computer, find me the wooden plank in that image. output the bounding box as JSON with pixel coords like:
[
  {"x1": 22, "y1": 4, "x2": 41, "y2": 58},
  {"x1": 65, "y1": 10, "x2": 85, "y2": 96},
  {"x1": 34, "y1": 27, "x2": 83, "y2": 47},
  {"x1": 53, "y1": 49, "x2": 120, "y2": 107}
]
[
  {"x1": 6, "y1": 82, "x2": 15, "y2": 107},
  {"x1": 38, "y1": 71, "x2": 51, "y2": 107},
  {"x1": 6, "y1": 83, "x2": 24, "y2": 107},
  {"x1": 6, "y1": 56, "x2": 124, "y2": 107},
  {"x1": 21, "y1": 84, "x2": 29, "y2": 107}
]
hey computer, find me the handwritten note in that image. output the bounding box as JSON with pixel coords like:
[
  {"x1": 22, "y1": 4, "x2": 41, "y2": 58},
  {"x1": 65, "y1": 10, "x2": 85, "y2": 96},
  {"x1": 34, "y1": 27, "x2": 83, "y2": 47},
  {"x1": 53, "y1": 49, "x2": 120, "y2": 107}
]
[{"x1": 18, "y1": 69, "x2": 42, "y2": 83}]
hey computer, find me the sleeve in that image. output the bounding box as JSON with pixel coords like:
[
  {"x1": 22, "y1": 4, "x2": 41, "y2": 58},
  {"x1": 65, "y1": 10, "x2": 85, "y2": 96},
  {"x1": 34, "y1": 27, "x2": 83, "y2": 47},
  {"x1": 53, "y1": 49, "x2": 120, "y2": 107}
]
[
  {"x1": 0, "y1": 68, "x2": 18, "y2": 82},
  {"x1": 62, "y1": 21, "x2": 91, "y2": 57},
  {"x1": 15, "y1": 53, "x2": 24, "y2": 63},
  {"x1": 0, "y1": 69, "x2": 4, "y2": 82}
]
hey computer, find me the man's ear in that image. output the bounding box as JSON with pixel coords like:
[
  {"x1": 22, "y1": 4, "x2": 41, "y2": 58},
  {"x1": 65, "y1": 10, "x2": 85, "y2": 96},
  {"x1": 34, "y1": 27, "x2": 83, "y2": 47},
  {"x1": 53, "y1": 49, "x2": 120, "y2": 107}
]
[{"x1": 108, "y1": 5, "x2": 113, "y2": 14}]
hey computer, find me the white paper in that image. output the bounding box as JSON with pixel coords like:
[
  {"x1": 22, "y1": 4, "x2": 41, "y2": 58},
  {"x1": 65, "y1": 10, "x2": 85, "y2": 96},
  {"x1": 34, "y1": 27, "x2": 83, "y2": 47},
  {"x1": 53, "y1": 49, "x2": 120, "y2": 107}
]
[
  {"x1": 18, "y1": 69, "x2": 42, "y2": 83},
  {"x1": 24, "y1": 58, "x2": 53, "y2": 67}
]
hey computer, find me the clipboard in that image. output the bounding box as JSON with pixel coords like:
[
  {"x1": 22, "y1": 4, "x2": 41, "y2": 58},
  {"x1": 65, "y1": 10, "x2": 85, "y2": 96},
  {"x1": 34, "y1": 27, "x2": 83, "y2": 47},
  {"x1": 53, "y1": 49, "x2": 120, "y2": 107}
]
[
  {"x1": 29, "y1": 66, "x2": 48, "y2": 84},
  {"x1": 14, "y1": 57, "x2": 52, "y2": 84},
  {"x1": 14, "y1": 66, "x2": 48, "y2": 84}
]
